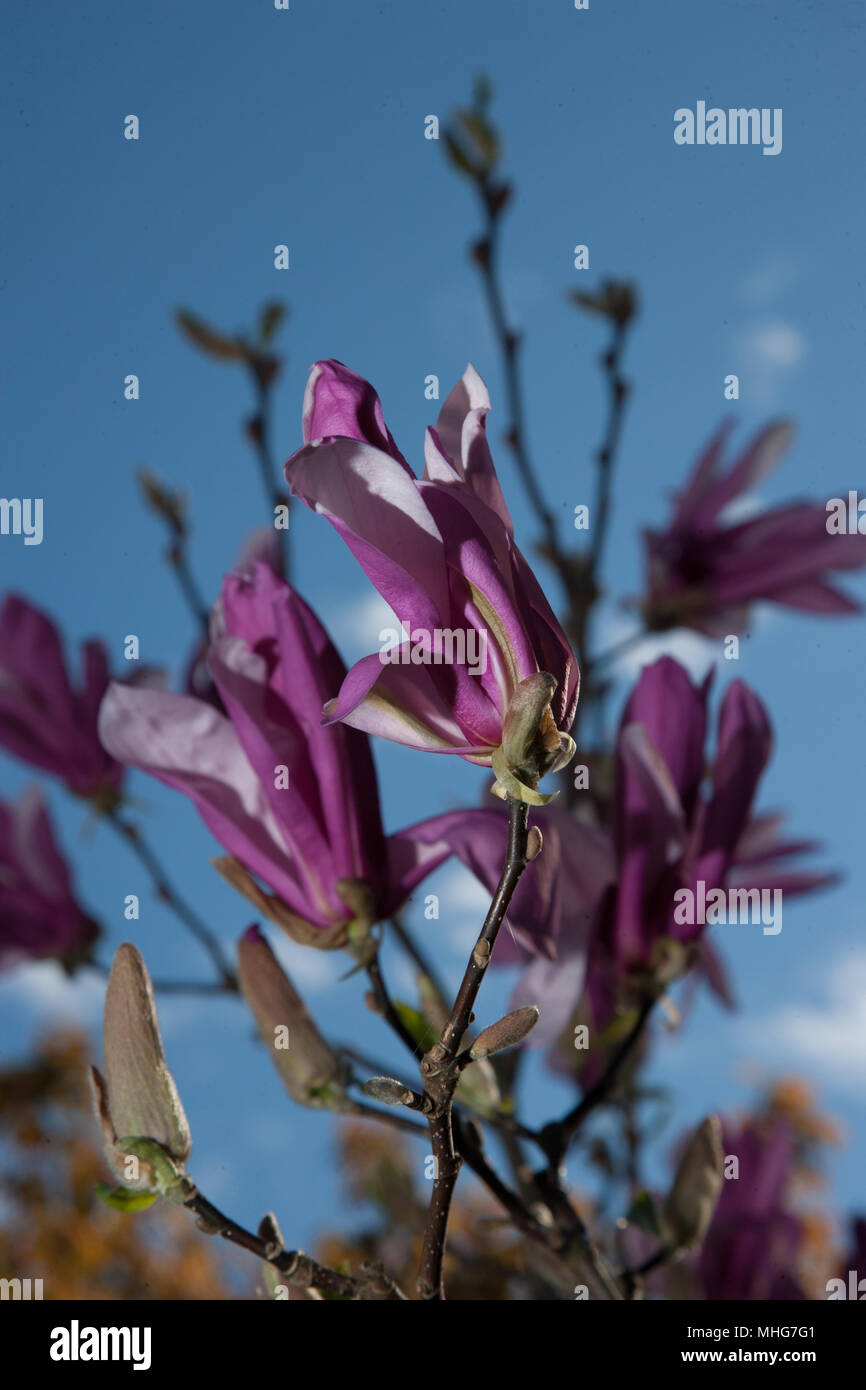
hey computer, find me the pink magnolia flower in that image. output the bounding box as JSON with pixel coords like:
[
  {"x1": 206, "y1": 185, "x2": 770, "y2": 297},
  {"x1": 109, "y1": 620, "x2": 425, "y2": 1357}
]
[
  {"x1": 0, "y1": 595, "x2": 124, "y2": 801},
  {"x1": 584, "y1": 656, "x2": 834, "y2": 1029},
  {"x1": 437, "y1": 659, "x2": 833, "y2": 1054},
  {"x1": 99, "y1": 564, "x2": 487, "y2": 947},
  {"x1": 698, "y1": 1118, "x2": 805, "y2": 1300},
  {"x1": 284, "y1": 360, "x2": 578, "y2": 796},
  {"x1": 0, "y1": 787, "x2": 99, "y2": 970},
  {"x1": 185, "y1": 526, "x2": 282, "y2": 706},
  {"x1": 642, "y1": 421, "x2": 866, "y2": 636}
]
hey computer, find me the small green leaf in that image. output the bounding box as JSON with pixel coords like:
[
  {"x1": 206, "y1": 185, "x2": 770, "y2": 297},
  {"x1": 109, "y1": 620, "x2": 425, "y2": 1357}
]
[
  {"x1": 393, "y1": 1001, "x2": 438, "y2": 1053},
  {"x1": 95, "y1": 1181, "x2": 158, "y2": 1213},
  {"x1": 625, "y1": 1189, "x2": 662, "y2": 1237}
]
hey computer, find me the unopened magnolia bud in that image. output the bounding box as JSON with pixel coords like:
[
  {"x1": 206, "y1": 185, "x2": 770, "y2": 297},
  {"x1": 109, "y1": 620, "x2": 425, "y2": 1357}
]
[
  {"x1": 526, "y1": 826, "x2": 544, "y2": 860},
  {"x1": 493, "y1": 673, "x2": 577, "y2": 805},
  {"x1": 90, "y1": 942, "x2": 191, "y2": 1193},
  {"x1": 362, "y1": 1077, "x2": 415, "y2": 1107},
  {"x1": 662, "y1": 1115, "x2": 725, "y2": 1251},
  {"x1": 237, "y1": 925, "x2": 348, "y2": 1109},
  {"x1": 501, "y1": 673, "x2": 558, "y2": 770},
  {"x1": 214, "y1": 857, "x2": 349, "y2": 950},
  {"x1": 469, "y1": 1005, "x2": 540, "y2": 1060}
]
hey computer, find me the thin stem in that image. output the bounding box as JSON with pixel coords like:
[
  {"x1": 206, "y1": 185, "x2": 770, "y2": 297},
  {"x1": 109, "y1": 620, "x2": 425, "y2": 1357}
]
[
  {"x1": 474, "y1": 206, "x2": 562, "y2": 565},
  {"x1": 347, "y1": 1098, "x2": 427, "y2": 1138},
  {"x1": 437, "y1": 797, "x2": 530, "y2": 1061},
  {"x1": 539, "y1": 994, "x2": 657, "y2": 1168},
  {"x1": 183, "y1": 1188, "x2": 406, "y2": 1299},
  {"x1": 571, "y1": 313, "x2": 635, "y2": 740},
  {"x1": 618, "y1": 1243, "x2": 674, "y2": 1299},
  {"x1": 250, "y1": 377, "x2": 291, "y2": 581},
  {"x1": 591, "y1": 626, "x2": 646, "y2": 670},
  {"x1": 90, "y1": 959, "x2": 233, "y2": 997},
  {"x1": 416, "y1": 795, "x2": 531, "y2": 1300},
  {"x1": 389, "y1": 914, "x2": 450, "y2": 1009},
  {"x1": 338, "y1": 1044, "x2": 416, "y2": 1090},
  {"x1": 588, "y1": 320, "x2": 629, "y2": 579},
  {"x1": 166, "y1": 538, "x2": 210, "y2": 636},
  {"x1": 105, "y1": 808, "x2": 238, "y2": 991},
  {"x1": 365, "y1": 955, "x2": 424, "y2": 1059}
]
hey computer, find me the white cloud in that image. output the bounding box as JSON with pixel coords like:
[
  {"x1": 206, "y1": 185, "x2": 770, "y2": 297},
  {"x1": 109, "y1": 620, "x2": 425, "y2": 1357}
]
[
  {"x1": 737, "y1": 253, "x2": 802, "y2": 308},
  {"x1": 599, "y1": 614, "x2": 718, "y2": 682},
  {"x1": 745, "y1": 320, "x2": 807, "y2": 370},
  {"x1": 0, "y1": 961, "x2": 105, "y2": 1025},
  {"x1": 415, "y1": 862, "x2": 491, "y2": 957},
  {"x1": 736, "y1": 318, "x2": 807, "y2": 409},
  {"x1": 269, "y1": 930, "x2": 339, "y2": 993},
  {"x1": 323, "y1": 589, "x2": 397, "y2": 665},
  {"x1": 742, "y1": 949, "x2": 866, "y2": 1091}
]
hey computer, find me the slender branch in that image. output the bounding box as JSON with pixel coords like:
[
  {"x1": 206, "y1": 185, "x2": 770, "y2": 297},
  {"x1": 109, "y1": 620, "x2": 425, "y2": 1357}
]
[
  {"x1": 571, "y1": 309, "x2": 636, "y2": 740},
  {"x1": 618, "y1": 1242, "x2": 674, "y2": 1299},
  {"x1": 338, "y1": 1044, "x2": 416, "y2": 1090},
  {"x1": 90, "y1": 958, "x2": 232, "y2": 997},
  {"x1": 183, "y1": 1188, "x2": 406, "y2": 1299},
  {"x1": 389, "y1": 914, "x2": 450, "y2": 1009},
  {"x1": 591, "y1": 626, "x2": 646, "y2": 670},
  {"x1": 165, "y1": 538, "x2": 210, "y2": 636},
  {"x1": 473, "y1": 204, "x2": 562, "y2": 566},
  {"x1": 416, "y1": 795, "x2": 531, "y2": 1300},
  {"x1": 347, "y1": 1098, "x2": 427, "y2": 1138},
  {"x1": 137, "y1": 471, "x2": 210, "y2": 638},
  {"x1": 539, "y1": 994, "x2": 658, "y2": 1168},
  {"x1": 438, "y1": 798, "x2": 530, "y2": 1062},
  {"x1": 588, "y1": 318, "x2": 630, "y2": 579},
  {"x1": 104, "y1": 808, "x2": 238, "y2": 991},
  {"x1": 249, "y1": 375, "x2": 291, "y2": 581},
  {"x1": 365, "y1": 955, "x2": 424, "y2": 1059},
  {"x1": 353, "y1": 921, "x2": 577, "y2": 1281}
]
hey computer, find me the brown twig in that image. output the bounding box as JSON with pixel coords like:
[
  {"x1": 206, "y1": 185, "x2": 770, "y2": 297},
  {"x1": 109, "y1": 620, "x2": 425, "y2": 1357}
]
[
  {"x1": 105, "y1": 808, "x2": 238, "y2": 992},
  {"x1": 538, "y1": 994, "x2": 658, "y2": 1169},
  {"x1": 184, "y1": 1188, "x2": 406, "y2": 1299},
  {"x1": 249, "y1": 374, "x2": 291, "y2": 581},
  {"x1": 416, "y1": 795, "x2": 531, "y2": 1299}
]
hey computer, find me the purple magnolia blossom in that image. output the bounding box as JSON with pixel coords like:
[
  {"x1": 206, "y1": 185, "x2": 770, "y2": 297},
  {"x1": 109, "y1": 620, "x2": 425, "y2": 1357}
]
[
  {"x1": 643, "y1": 421, "x2": 866, "y2": 636},
  {"x1": 428, "y1": 656, "x2": 833, "y2": 1052},
  {"x1": 284, "y1": 360, "x2": 578, "y2": 772},
  {"x1": 99, "y1": 563, "x2": 484, "y2": 942},
  {"x1": 604, "y1": 656, "x2": 771, "y2": 967},
  {"x1": 185, "y1": 526, "x2": 282, "y2": 706},
  {"x1": 0, "y1": 787, "x2": 98, "y2": 970},
  {"x1": 584, "y1": 656, "x2": 834, "y2": 1029},
  {"x1": 0, "y1": 595, "x2": 123, "y2": 800},
  {"x1": 698, "y1": 1118, "x2": 805, "y2": 1300}
]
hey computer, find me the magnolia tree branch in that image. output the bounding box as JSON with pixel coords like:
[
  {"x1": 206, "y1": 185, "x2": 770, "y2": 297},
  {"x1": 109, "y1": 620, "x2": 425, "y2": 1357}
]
[
  {"x1": 183, "y1": 1188, "x2": 407, "y2": 1300},
  {"x1": 249, "y1": 375, "x2": 291, "y2": 581},
  {"x1": 90, "y1": 959, "x2": 232, "y2": 997},
  {"x1": 472, "y1": 204, "x2": 563, "y2": 569},
  {"x1": 416, "y1": 795, "x2": 531, "y2": 1300},
  {"x1": 105, "y1": 808, "x2": 238, "y2": 992},
  {"x1": 389, "y1": 913, "x2": 451, "y2": 1011},
  {"x1": 538, "y1": 993, "x2": 658, "y2": 1169}
]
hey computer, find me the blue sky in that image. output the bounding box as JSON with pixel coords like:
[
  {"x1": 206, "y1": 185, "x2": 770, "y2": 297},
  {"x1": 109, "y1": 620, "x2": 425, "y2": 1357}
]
[{"x1": 2, "y1": 0, "x2": 865, "y2": 1273}]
